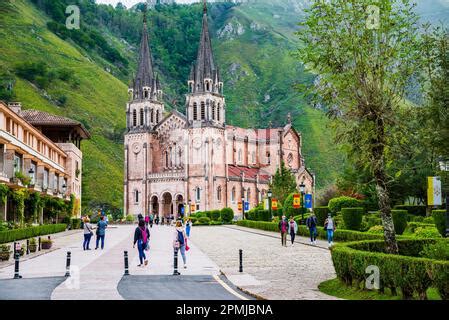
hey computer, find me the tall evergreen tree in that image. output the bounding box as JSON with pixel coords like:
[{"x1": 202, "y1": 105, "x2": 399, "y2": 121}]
[{"x1": 270, "y1": 161, "x2": 297, "y2": 205}]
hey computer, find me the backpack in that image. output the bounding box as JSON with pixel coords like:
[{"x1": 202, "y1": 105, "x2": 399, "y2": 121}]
[{"x1": 177, "y1": 230, "x2": 184, "y2": 245}]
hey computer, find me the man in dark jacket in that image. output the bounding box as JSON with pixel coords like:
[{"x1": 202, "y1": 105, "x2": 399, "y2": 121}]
[
  {"x1": 133, "y1": 220, "x2": 150, "y2": 267},
  {"x1": 306, "y1": 213, "x2": 318, "y2": 245},
  {"x1": 278, "y1": 216, "x2": 288, "y2": 247}
]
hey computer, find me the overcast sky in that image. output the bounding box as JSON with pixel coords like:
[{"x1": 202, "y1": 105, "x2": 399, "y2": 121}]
[{"x1": 96, "y1": 0, "x2": 198, "y2": 7}]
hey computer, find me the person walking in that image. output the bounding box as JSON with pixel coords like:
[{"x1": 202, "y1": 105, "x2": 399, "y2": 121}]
[
  {"x1": 144, "y1": 215, "x2": 149, "y2": 228},
  {"x1": 324, "y1": 213, "x2": 336, "y2": 248},
  {"x1": 83, "y1": 216, "x2": 93, "y2": 250},
  {"x1": 95, "y1": 216, "x2": 108, "y2": 250},
  {"x1": 149, "y1": 213, "x2": 154, "y2": 228},
  {"x1": 306, "y1": 213, "x2": 318, "y2": 245},
  {"x1": 173, "y1": 220, "x2": 188, "y2": 269},
  {"x1": 288, "y1": 216, "x2": 298, "y2": 247},
  {"x1": 133, "y1": 219, "x2": 150, "y2": 267},
  {"x1": 185, "y1": 218, "x2": 192, "y2": 238},
  {"x1": 278, "y1": 216, "x2": 289, "y2": 247},
  {"x1": 138, "y1": 214, "x2": 144, "y2": 223}
]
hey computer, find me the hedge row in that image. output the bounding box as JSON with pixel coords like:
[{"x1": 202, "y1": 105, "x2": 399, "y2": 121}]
[
  {"x1": 331, "y1": 239, "x2": 449, "y2": 300},
  {"x1": 432, "y1": 210, "x2": 447, "y2": 237},
  {"x1": 393, "y1": 205, "x2": 427, "y2": 216},
  {"x1": 236, "y1": 220, "x2": 279, "y2": 232},
  {"x1": 0, "y1": 224, "x2": 67, "y2": 244}
]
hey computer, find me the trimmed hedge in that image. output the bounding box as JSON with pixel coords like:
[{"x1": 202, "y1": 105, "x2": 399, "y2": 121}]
[
  {"x1": 0, "y1": 224, "x2": 67, "y2": 244},
  {"x1": 314, "y1": 206, "x2": 330, "y2": 226},
  {"x1": 220, "y1": 208, "x2": 234, "y2": 223},
  {"x1": 211, "y1": 210, "x2": 221, "y2": 221},
  {"x1": 432, "y1": 210, "x2": 446, "y2": 237},
  {"x1": 394, "y1": 205, "x2": 427, "y2": 217},
  {"x1": 237, "y1": 220, "x2": 279, "y2": 232},
  {"x1": 341, "y1": 207, "x2": 364, "y2": 231},
  {"x1": 331, "y1": 239, "x2": 449, "y2": 300},
  {"x1": 257, "y1": 210, "x2": 271, "y2": 222},
  {"x1": 392, "y1": 210, "x2": 408, "y2": 235},
  {"x1": 328, "y1": 196, "x2": 363, "y2": 214},
  {"x1": 71, "y1": 218, "x2": 82, "y2": 229}
]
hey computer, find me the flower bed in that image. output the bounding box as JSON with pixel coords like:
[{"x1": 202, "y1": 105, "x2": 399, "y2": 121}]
[
  {"x1": 0, "y1": 224, "x2": 67, "y2": 244},
  {"x1": 331, "y1": 238, "x2": 449, "y2": 300}
]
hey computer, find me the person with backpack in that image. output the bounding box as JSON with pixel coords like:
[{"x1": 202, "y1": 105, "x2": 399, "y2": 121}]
[
  {"x1": 133, "y1": 219, "x2": 150, "y2": 267},
  {"x1": 306, "y1": 213, "x2": 318, "y2": 245},
  {"x1": 278, "y1": 215, "x2": 289, "y2": 247},
  {"x1": 324, "y1": 213, "x2": 337, "y2": 248},
  {"x1": 288, "y1": 216, "x2": 298, "y2": 247},
  {"x1": 173, "y1": 220, "x2": 188, "y2": 269},
  {"x1": 95, "y1": 215, "x2": 108, "y2": 250},
  {"x1": 82, "y1": 216, "x2": 93, "y2": 250}
]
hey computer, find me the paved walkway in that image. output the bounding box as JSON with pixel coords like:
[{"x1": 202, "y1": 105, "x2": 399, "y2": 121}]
[{"x1": 190, "y1": 225, "x2": 339, "y2": 300}]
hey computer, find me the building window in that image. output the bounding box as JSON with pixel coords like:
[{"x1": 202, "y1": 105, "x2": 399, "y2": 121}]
[
  {"x1": 193, "y1": 103, "x2": 198, "y2": 120},
  {"x1": 140, "y1": 109, "x2": 144, "y2": 126},
  {"x1": 13, "y1": 154, "x2": 22, "y2": 173},
  {"x1": 266, "y1": 151, "x2": 271, "y2": 164},
  {"x1": 206, "y1": 81, "x2": 210, "y2": 92},
  {"x1": 165, "y1": 151, "x2": 169, "y2": 168},
  {"x1": 156, "y1": 110, "x2": 160, "y2": 123},
  {"x1": 30, "y1": 162, "x2": 36, "y2": 185},
  {"x1": 201, "y1": 102, "x2": 205, "y2": 120},
  {"x1": 238, "y1": 149, "x2": 242, "y2": 163},
  {"x1": 54, "y1": 174, "x2": 59, "y2": 192},
  {"x1": 246, "y1": 188, "x2": 251, "y2": 202},
  {"x1": 134, "y1": 190, "x2": 139, "y2": 204},
  {"x1": 196, "y1": 187, "x2": 201, "y2": 202},
  {"x1": 252, "y1": 151, "x2": 256, "y2": 164},
  {"x1": 217, "y1": 103, "x2": 221, "y2": 122},
  {"x1": 133, "y1": 110, "x2": 137, "y2": 127},
  {"x1": 231, "y1": 187, "x2": 236, "y2": 203},
  {"x1": 217, "y1": 186, "x2": 222, "y2": 202},
  {"x1": 151, "y1": 109, "x2": 154, "y2": 123},
  {"x1": 43, "y1": 169, "x2": 49, "y2": 189},
  {"x1": 212, "y1": 103, "x2": 216, "y2": 120}
]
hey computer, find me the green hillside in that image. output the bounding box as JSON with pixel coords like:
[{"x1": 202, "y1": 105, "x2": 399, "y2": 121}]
[{"x1": 0, "y1": 0, "x2": 363, "y2": 211}]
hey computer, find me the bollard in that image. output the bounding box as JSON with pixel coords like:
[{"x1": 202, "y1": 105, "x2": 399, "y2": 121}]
[
  {"x1": 65, "y1": 251, "x2": 71, "y2": 277},
  {"x1": 38, "y1": 237, "x2": 41, "y2": 251},
  {"x1": 239, "y1": 249, "x2": 243, "y2": 273},
  {"x1": 14, "y1": 253, "x2": 22, "y2": 279},
  {"x1": 173, "y1": 248, "x2": 180, "y2": 276},
  {"x1": 124, "y1": 251, "x2": 129, "y2": 276},
  {"x1": 26, "y1": 239, "x2": 30, "y2": 255}
]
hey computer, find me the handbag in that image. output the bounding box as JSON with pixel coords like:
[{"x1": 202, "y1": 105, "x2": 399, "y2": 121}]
[{"x1": 185, "y1": 238, "x2": 190, "y2": 251}]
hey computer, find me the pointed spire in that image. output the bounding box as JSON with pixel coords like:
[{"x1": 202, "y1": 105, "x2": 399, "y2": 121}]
[
  {"x1": 189, "y1": 0, "x2": 221, "y2": 94},
  {"x1": 132, "y1": 4, "x2": 158, "y2": 100}
]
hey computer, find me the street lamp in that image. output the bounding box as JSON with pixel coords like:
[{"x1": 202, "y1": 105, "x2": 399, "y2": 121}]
[
  {"x1": 299, "y1": 183, "x2": 306, "y2": 225},
  {"x1": 241, "y1": 197, "x2": 245, "y2": 220},
  {"x1": 62, "y1": 184, "x2": 67, "y2": 195},
  {"x1": 28, "y1": 167, "x2": 35, "y2": 185},
  {"x1": 267, "y1": 189, "x2": 273, "y2": 220}
]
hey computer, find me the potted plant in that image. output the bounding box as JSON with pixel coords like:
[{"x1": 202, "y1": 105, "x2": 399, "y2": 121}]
[
  {"x1": 41, "y1": 238, "x2": 53, "y2": 250},
  {"x1": 29, "y1": 238, "x2": 37, "y2": 253},
  {"x1": 0, "y1": 245, "x2": 11, "y2": 261}
]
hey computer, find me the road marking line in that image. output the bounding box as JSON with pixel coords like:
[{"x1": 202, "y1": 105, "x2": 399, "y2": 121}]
[{"x1": 213, "y1": 274, "x2": 249, "y2": 300}]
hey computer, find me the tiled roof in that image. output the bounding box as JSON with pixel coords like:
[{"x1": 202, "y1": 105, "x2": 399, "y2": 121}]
[
  {"x1": 20, "y1": 109, "x2": 91, "y2": 138},
  {"x1": 228, "y1": 165, "x2": 271, "y2": 181}
]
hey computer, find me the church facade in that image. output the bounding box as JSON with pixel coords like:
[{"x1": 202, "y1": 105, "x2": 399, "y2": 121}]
[{"x1": 124, "y1": 5, "x2": 314, "y2": 219}]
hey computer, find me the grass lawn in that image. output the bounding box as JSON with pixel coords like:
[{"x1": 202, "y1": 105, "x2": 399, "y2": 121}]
[{"x1": 319, "y1": 278, "x2": 442, "y2": 300}]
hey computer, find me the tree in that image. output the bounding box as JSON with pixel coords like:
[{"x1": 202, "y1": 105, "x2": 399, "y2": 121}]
[
  {"x1": 297, "y1": 0, "x2": 422, "y2": 253},
  {"x1": 270, "y1": 161, "x2": 297, "y2": 205}
]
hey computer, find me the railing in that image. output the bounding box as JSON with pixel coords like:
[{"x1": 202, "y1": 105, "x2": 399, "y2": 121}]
[{"x1": 147, "y1": 172, "x2": 186, "y2": 180}]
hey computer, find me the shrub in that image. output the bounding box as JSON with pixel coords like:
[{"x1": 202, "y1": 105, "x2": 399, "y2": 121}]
[
  {"x1": 414, "y1": 227, "x2": 442, "y2": 239},
  {"x1": 409, "y1": 215, "x2": 425, "y2": 222},
  {"x1": 331, "y1": 239, "x2": 449, "y2": 300},
  {"x1": 432, "y1": 210, "x2": 446, "y2": 237},
  {"x1": 204, "y1": 211, "x2": 213, "y2": 219},
  {"x1": 0, "y1": 224, "x2": 67, "y2": 244},
  {"x1": 420, "y1": 241, "x2": 449, "y2": 261},
  {"x1": 211, "y1": 210, "x2": 221, "y2": 221},
  {"x1": 314, "y1": 206, "x2": 330, "y2": 226},
  {"x1": 364, "y1": 213, "x2": 382, "y2": 229},
  {"x1": 125, "y1": 214, "x2": 134, "y2": 222},
  {"x1": 247, "y1": 208, "x2": 258, "y2": 221},
  {"x1": 392, "y1": 210, "x2": 408, "y2": 235},
  {"x1": 196, "y1": 217, "x2": 211, "y2": 225},
  {"x1": 367, "y1": 225, "x2": 384, "y2": 234},
  {"x1": 209, "y1": 220, "x2": 223, "y2": 226},
  {"x1": 220, "y1": 208, "x2": 234, "y2": 223},
  {"x1": 283, "y1": 193, "x2": 303, "y2": 218},
  {"x1": 423, "y1": 216, "x2": 434, "y2": 224},
  {"x1": 328, "y1": 196, "x2": 362, "y2": 214},
  {"x1": 237, "y1": 220, "x2": 279, "y2": 232},
  {"x1": 196, "y1": 212, "x2": 208, "y2": 219},
  {"x1": 393, "y1": 205, "x2": 427, "y2": 216},
  {"x1": 71, "y1": 218, "x2": 82, "y2": 229},
  {"x1": 341, "y1": 207, "x2": 364, "y2": 231},
  {"x1": 256, "y1": 210, "x2": 271, "y2": 222}
]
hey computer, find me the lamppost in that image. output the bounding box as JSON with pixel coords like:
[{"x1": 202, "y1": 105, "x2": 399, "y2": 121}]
[
  {"x1": 62, "y1": 184, "x2": 67, "y2": 196},
  {"x1": 299, "y1": 183, "x2": 306, "y2": 225},
  {"x1": 267, "y1": 189, "x2": 273, "y2": 220},
  {"x1": 28, "y1": 167, "x2": 34, "y2": 186},
  {"x1": 241, "y1": 197, "x2": 245, "y2": 220}
]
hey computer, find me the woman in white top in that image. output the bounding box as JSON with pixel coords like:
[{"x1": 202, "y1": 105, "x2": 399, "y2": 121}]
[
  {"x1": 83, "y1": 216, "x2": 94, "y2": 250},
  {"x1": 324, "y1": 213, "x2": 336, "y2": 247}
]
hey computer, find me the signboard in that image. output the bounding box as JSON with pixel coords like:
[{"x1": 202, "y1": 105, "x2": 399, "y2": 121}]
[
  {"x1": 293, "y1": 194, "x2": 301, "y2": 209},
  {"x1": 305, "y1": 194, "x2": 313, "y2": 209},
  {"x1": 238, "y1": 201, "x2": 243, "y2": 211},
  {"x1": 428, "y1": 177, "x2": 442, "y2": 206},
  {"x1": 180, "y1": 206, "x2": 185, "y2": 215},
  {"x1": 272, "y1": 199, "x2": 278, "y2": 211},
  {"x1": 264, "y1": 199, "x2": 269, "y2": 210},
  {"x1": 244, "y1": 201, "x2": 250, "y2": 211}
]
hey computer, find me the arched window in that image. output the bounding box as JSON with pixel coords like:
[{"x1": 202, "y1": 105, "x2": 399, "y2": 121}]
[
  {"x1": 150, "y1": 109, "x2": 154, "y2": 123},
  {"x1": 206, "y1": 81, "x2": 210, "y2": 92},
  {"x1": 212, "y1": 102, "x2": 216, "y2": 120},
  {"x1": 201, "y1": 102, "x2": 206, "y2": 120},
  {"x1": 217, "y1": 103, "x2": 221, "y2": 122},
  {"x1": 140, "y1": 109, "x2": 144, "y2": 126},
  {"x1": 193, "y1": 102, "x2": 198, "y2": 120},
  {"x1": 144, "y1": 90, "x2": 148, "y2": 99},
  {"x1": 238, "y1": 149, "x2": 242, "y2": 163},
  {"x1": 246, "y1": 188, "x2": 251, "y2": 202},
  {"x1": 169, "y1": 147, "x2": 173, "y2": 167},
  {"x1": 156, "y1": 110, "x2": 160, "y2": 123},
  {"x1": 231, "y1": 187, "x2": 236, "y2": 203},
  {"x1": 134, "y1": 190, "x2": 139, "y2": 203},
  {"x1": 178, "y1": 148, "x2": 182, "y2": 166},
  {"x1": 133, "y1": 110, "x2": 137, "y2": 127},
  {"x1": 196, "y1": 187, "x2": 201, "y2": 202},
  {"x1": 252, "y1": 151, "x2": 256, "y2": 164},
  {"x1": 165, "y1": 151, "x2": 169, "y2": 168},
  {"x1": 217, "y1": 186, "x2": 222, "y2": 202}
]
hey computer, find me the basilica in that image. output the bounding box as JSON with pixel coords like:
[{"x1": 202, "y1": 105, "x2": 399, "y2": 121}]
[{"x1": 124, "y1": 4, "x2": 314, "y2": 219}]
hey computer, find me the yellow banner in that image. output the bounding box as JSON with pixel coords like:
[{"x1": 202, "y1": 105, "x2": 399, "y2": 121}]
[{"x1": 428, "y1": 176, "x2": 442, "y2": 206}]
